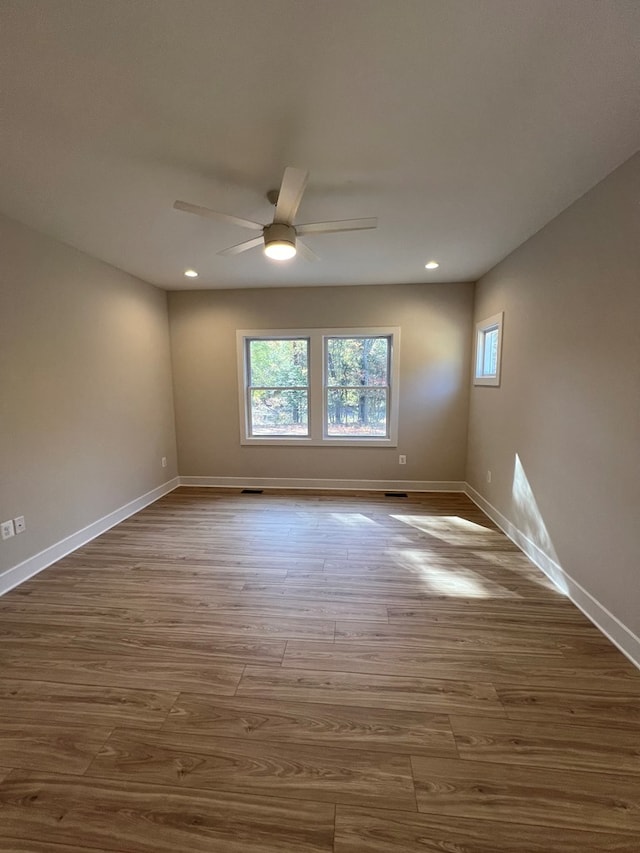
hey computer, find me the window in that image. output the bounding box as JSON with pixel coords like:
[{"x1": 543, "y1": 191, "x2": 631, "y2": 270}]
[
  {"x1": 325, "y1": 336, "x2": 390, "y2": 437},
  {"x1": 246, "y1": 338, "x2": 309, "y2": 436},
  {"x1": 474, "y1": 312, "x2": 503, "y2": 386},
  {"x1": 237, "y1": 327, "x2": 400, "y2": 446}
]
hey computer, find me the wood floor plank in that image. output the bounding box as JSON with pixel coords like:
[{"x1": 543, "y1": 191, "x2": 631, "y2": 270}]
[
  {"x1": 496, "y1": 684, "x2": 640, "y2": 729},
  {"x1": 0, "y1": 629, "x2": 285, "y2": 665},
  {"x1": 87, "y1": 728, "x2": 417, "y2": 810},
  {"x1": 388, "y1": 600, "x2": 590, "y2": 623},
  {"x1": 198, "y1": 597, "x2": 387, "y2": 622},
  {"x1": 57, "y1": 554, "x2": 325, "y2": 572},
  {"x1": 0, "y1": 679, "x2": 177, "y2": 729},
  {"x1": 0, "y1": 603, "x2": 335, "y2": 640},
  {"x1": 0, "y1": 722, "x2": 110, "y2": 775},
  {"x1": 29, "y1": 577, "x2": 248, "y2": 594},
  {"x1": 282, "y1": 641, "x2": 640, "y2": 691},
  {"x1": 325, "y1": 553, "x2": 552, "y2": 575},
  {"x1": 50, "y1": 564, "x2": 290, "y2": 581},
  {"x1": 411, "y1": 754, "x2": 640, "y2": 836},
  {"x1": 318, "y1": 570, "x2": 559, "y2": 601},
  {"x1": 237, "y1": 666, "x2": 506, "y2": 716},
  {"x1": 333, "y1": 805, "x2": 640, "y2": 852},
  {"x1": 0, "y1": 648, "x2": 244, "y2": 695},
  {"x1": 388, "y1": 608, "x2": 596, "y2": 634},
  {"x1": 0, "y1": 771, "x2": 335, "y2": 853},
  {"x1": 0, "y1": 842, "x2": 116, "y2": 853},
  {"x1": 0, "y1": 622, "x2": 76, "y2": 648},
  {"x1": 164, "y1": 694, "x2": 457, "y2": 756},
  {"x1": 11, "y1": 589, "x2": 387, "y2": 622},
  {"x1": 556, "y1": 635, "x2": 629, "y2": 656},
  {"x1": 450, "y1": 715, "x2": 640, "y2": 775},
  {"x1": 62, "y1": 541, "x2": 349, "y2": 559},
  {"x1": 243, "y1": 580, "x2": 522, "y2": 602},
  {"x1": 557, "y1": 653, "x2": 640, "y2": 675},
  {"x1": 71, "y1": 631, "x2": 284, "y2": 664},
  {"x1": 335, "y1": 620, "x2": 565, "y2": 654}
]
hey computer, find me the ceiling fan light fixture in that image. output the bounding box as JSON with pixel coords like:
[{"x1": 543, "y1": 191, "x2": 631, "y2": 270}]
[
  {"x1": 264, "y1": 241, "x2": 296, "y2": 260},
  {"x1": 263, "y1": 222, "x2": 297, "y2": 261}
]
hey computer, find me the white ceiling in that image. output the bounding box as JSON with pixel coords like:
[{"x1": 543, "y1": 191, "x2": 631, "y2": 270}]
[{"x1": 1, "y1": 0, "x2": 638, "y2": 290}]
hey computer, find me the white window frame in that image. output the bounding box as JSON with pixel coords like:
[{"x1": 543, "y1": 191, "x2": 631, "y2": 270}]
[
  {"x1": 237, "y1": 327, "x2": 400, "y2": 446},
  {"x1": 474, "y1": 312, "x2": 503, "y2": 386}
]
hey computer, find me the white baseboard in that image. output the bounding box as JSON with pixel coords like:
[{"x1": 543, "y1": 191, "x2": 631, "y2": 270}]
[
  {"x1": 179, "y1": 476, "x2": 465, "y2": 492},
  {"x1": 464, "y1": 483, "x2": 640, "y2": 670},
  {"x1": 0, "y1": 477, "x2": 180, "y2": 597}
]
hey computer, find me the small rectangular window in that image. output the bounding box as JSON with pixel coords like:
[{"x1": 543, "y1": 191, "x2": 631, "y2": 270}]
[{"x1": 474, "y1": 312, "x2": 503, "y2": 386}]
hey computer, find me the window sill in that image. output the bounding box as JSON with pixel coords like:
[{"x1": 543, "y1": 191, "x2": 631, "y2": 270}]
[{"x1": 240, "y1": 437, "x2": 397, "y2": 448}]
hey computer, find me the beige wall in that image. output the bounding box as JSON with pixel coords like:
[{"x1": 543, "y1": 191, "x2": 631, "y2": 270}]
[
  {"x1": 467, "y1": 152, "x2": 640, "y2": 634},
  {"x1": 0, "y1": 214, "x2": 177, "y2": 575},
  {"x1": 169, "y1": 282, "x2": 474, "y2": 483}
]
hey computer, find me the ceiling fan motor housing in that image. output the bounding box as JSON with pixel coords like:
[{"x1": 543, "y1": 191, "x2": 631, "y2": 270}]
[{"x1": 263, "y1": 222, "x2": 296, "y2": 251}]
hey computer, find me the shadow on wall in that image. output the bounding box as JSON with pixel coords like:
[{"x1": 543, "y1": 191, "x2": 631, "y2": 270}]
[{"x1": 511, "y1": 453, "x2": 567, "y2": 593}]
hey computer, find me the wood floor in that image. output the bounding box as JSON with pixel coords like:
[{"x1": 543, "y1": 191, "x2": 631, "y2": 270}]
[{"x1": 0, "y1": 487, "x2": 639, "y2": 852}]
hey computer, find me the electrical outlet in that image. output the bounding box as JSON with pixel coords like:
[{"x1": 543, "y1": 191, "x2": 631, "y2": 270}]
[
  {"x1": 161, "y1": 456, "x2": 168, "y2": 468},
  {"x1": 14, "y1": 515, "x2": 26, "y2": 534},
  {"x1": 1, "y1": 520, "x2": 15, "y2": 540},
  {"x1": 399, "y1": 455, "x2": 407, "y2": 465},
  {"x1": 486, "y1": 470, "x2": 492, "y2": 483}
]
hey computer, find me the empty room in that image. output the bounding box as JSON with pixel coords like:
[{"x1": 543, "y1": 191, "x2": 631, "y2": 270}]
[{"x1": 0, "y1": 1, "x2": 639, "y2": 851}]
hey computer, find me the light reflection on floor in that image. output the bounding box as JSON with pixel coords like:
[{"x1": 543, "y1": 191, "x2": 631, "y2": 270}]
[
  {"x1": 330, "y1": 513, "x2": 378, "y2": 526},
  {"x1": 389, "y1": 548, "x2": 493, "y2": 597},
  {"x1": 325, "y1": 485, "x2": 565, "y2": 600}
]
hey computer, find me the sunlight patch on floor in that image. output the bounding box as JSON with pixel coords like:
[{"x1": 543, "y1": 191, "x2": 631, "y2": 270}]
[
  {"x1": 390, "y1": 515, "x2": 502, "y2": 551},
  {"x1": 392, "y1": 515, "x2": 492, "y2": 534},
  {"x1": 330, "y1": 513, "x2": 378, "y2": 526},
  {"x1": 390, "y1": 548, "x2": 493, "y2": 597}
]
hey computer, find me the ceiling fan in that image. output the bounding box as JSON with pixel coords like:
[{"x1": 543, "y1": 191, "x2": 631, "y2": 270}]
[{"x1": 173, "y1": 167, "x2": 377, "y2": 261}]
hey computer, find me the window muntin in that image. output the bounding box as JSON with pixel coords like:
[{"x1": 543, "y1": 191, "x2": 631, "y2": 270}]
[
  {"x1": 474, "y1": 312, "x2": 503, "y2": 386},
  {"x1": 237, "y1": 327, "x2": 400, "y2": 446},
  {"x1": 246, "y1": 338, "x2": 309, "y2": 436},
  {"x1": 325, "y1": 336, "x2": 390, "y2": 437}
]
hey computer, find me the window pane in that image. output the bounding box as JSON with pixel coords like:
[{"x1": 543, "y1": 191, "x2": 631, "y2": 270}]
[
  {"x1": 482, "y1": 328, "x2": 498, "y2": 376},
  {"x1": 250, "y1": 389, "x2": 309, "y2": 436},
  {"x1": 326, "y1": 388, "x2": 388, "y2": 437},
  {"x1": 249, "y1": 339, "x2": 308, "y2": 387},
  {"x1": 326, "y1": 337, "x2": 388, "y2": 387}
]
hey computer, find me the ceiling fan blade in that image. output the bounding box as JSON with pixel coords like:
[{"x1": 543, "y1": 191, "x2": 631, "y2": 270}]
[
  {"x1": 296, "y1": 217, "x2": 378, "y2": 235},
  {"x1": 218, "y1": 235, "x2": 265, "y2": 256},
  {"x1": 174, "y1": 200, "x2": 263, "y2": 231},
  {"x1": 273, "y1": 167, "x2": 309, "y2": 224},
  {"x1": 296, "y1": 216, "x2": 378, "y2": 234},
  {"x1": 296, "y1": 239, "x2": 319, "y2": 262}
]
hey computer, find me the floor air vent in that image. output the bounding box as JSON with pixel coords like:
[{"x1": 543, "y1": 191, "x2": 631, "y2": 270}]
[
  {"x1": 241, "y1": 489, "x2": 264, "y2": 494},
  {"x1": 384, "y1": 492, "x2": 408, "y2": 498}
]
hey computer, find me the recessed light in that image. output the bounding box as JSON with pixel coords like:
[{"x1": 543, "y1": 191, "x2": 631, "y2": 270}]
[
  {"x1": 425, "y1": 261, "x2": 439, "y2": 270},
  {"x1": 184, "y1": 269, "x2": 198, "y2": 278}
]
